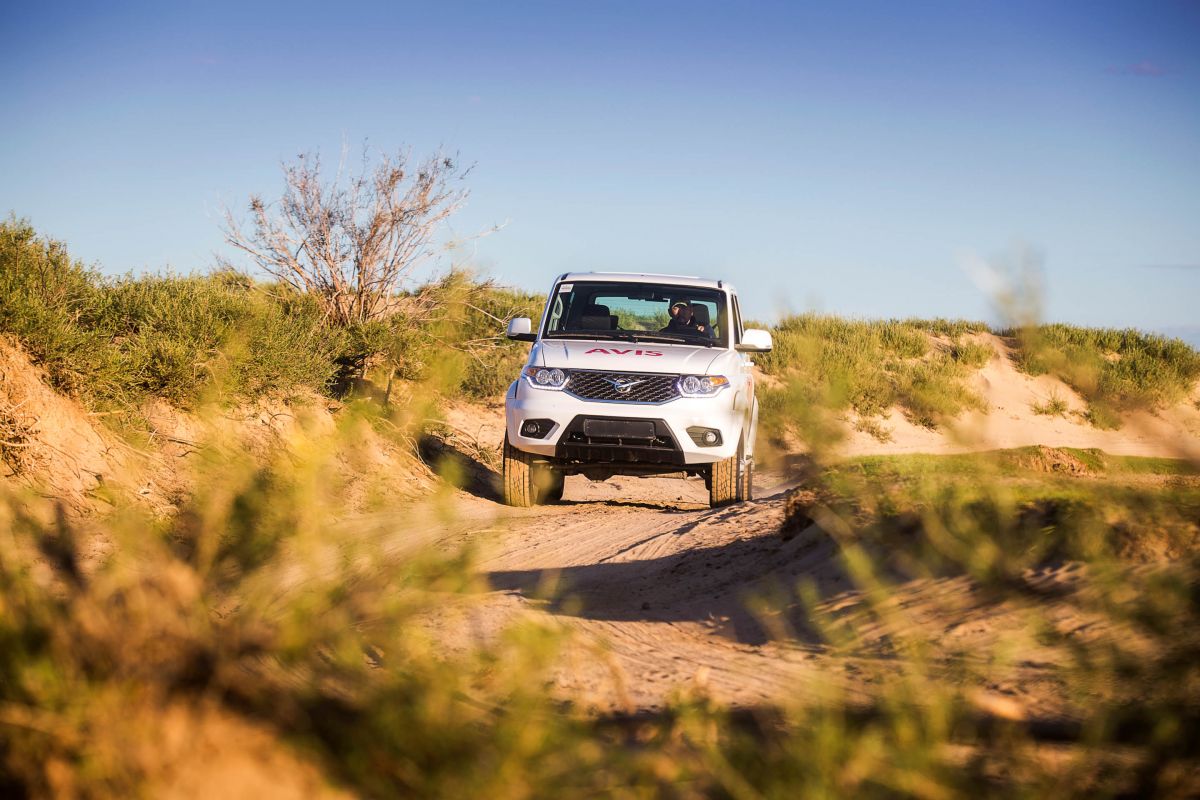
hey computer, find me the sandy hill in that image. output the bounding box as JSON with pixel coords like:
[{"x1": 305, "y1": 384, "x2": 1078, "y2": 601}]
[
  {"x1": 840, "y1": 333, "x2": 1200, "y2": 461},
  {"x1": 0, "y1": 336, "x2": 430, "y2": 517}
]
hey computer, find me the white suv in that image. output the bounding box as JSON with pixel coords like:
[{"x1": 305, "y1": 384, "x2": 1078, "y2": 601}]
[{"x1": 501, "y1": 272, "x2": 773, "y2": 508}]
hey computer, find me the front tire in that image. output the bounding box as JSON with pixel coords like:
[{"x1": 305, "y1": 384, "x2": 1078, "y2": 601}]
[
  {"x1": 503, "y1": 434, "x2": 536, "y2": 507},
  {"x1": 709, "y1": 435, "x2": 750, "y2": 508},
  {"x1": 503, "y1": 435, "x2": 563, "y2": 506}
]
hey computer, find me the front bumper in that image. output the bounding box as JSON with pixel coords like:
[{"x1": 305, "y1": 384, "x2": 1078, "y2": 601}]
[{"x1": 504, "y1": 377, "x2": 743, "y2": 465}]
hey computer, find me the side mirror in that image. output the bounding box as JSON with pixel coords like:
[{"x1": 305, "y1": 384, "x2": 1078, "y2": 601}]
[
  {"x1": 735, "y1": 328, "x2": 773, "y2": 353},
  {"x1": 506, "y1": 317, "x2": 537, "y2": 342}
]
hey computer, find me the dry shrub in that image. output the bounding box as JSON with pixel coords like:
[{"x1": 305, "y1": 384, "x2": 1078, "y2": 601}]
[{"x1": 0, "y1": 395, "x2": 40, "y2": 476}]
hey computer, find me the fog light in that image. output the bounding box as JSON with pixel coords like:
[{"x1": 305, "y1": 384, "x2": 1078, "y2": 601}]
[
  {"x1": 686, "y1": 426, "x2": 723, "y2": 447},
  {"x1": 521, "y1": 419, "x2": 555, "y2": 439}
]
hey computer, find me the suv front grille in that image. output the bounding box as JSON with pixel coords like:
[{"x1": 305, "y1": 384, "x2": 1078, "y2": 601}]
[{"x1": 566, "y1": 371, "x2": 680, "y2": 404}]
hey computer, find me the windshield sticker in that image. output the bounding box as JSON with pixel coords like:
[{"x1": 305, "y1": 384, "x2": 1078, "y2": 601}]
[{"x1": 558, "y1": 283, "x2": 573, "y2": 292}]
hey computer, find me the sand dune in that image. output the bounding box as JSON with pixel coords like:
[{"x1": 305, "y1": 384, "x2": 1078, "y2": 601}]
[{"x1": 843, "y1": 334, "x2": 1200, "y2": 460}]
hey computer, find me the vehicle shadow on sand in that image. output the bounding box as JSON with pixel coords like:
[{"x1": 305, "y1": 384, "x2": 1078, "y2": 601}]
[
  {"x1": 554, "y1": 497, "x2": 705, "y2": 513},
  {"x1": 484, "y1": 509, "x2": 856, "y2": 646}
]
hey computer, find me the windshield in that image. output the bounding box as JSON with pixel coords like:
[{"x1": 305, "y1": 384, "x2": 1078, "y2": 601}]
[{"x1": 542, "y1": 281, "x2": 729, "y2": 347}]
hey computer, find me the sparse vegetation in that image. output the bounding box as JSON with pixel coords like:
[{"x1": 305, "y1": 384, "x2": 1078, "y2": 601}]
[
  {"x1": 757, "y1": 314, "x2": 1198, "y2": 435},
  {"x1": 0, "y1": 219, "x2": 345, "y2": 410},
  {"x1": 1008, "y1": 323, "x2": 1200, "y2": 427},
  {"x1": 1031, "y1": 390, "x2": 1070, "y2": 418},
  {"x1": 0, "y1": 219, "x2": 538, "y2": 413},
  {"x1": 757, "y1": 314, "x2": 989, "y2": 435}
]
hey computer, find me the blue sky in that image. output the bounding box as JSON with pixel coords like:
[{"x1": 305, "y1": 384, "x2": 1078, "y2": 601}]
[{"x1": 3, "y1": 1, "x2": 1198, "y2": 331}]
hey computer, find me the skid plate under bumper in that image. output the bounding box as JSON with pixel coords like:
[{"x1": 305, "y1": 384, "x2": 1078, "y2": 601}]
[{"x1": 554, "y1": 415, "x2": 685, "y2": 467}]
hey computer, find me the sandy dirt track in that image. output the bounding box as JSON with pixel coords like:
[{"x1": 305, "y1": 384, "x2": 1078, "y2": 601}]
[{"x1": 450, "y1": 471, "x2": 1081, "y2": 720}]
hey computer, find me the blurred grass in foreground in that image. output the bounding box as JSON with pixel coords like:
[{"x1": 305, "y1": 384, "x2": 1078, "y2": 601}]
[{"x1": 2, "y1": 415, "x2": 1198, "y2": 795}]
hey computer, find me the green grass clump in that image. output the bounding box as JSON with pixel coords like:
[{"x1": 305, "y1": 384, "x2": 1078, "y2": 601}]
[
  {"x1": 817, "y1": 448, "x2": 1200, "y2": 567},
  {"x1": 949, "y1": 339, "x2": 994, "y2": 368},
  {"x1": 374, "y1": 269, "x2": 545, "y2": 399},
  {"x1": 758, "y1": 314, "x2": 988, "y2": 437},
  {"x1": 1031, "y1": 391, "x2": 1070, "y2": 417},
  {"x1": 0, "y1": 219, "x2": 346, "y2": 410},
  {"x1": 1009, "y1": 323, "x2": 1200, "y2": 426},
  {"x1": 101, "y1": 273, "x2": 346, "y2": 406},
  {"x1": 901, "y1": 317, "x2": 992, "y2": 338},
  {"x1": 0, "y1": 218, "x2": 114, "y2": 399}
]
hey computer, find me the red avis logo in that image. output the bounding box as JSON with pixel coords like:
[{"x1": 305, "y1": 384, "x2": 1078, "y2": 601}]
[{"x1": 584, "y1": 348, "x2": 663, "y2": 356}]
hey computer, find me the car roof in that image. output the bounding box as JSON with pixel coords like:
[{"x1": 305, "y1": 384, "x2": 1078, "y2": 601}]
[{"x1": 556, "y1": 271, "x2": 735, "y2": 294}]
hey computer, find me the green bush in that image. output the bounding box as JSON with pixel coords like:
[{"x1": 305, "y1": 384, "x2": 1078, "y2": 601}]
[
  {"x1": 1, "y1": 220, "x2": 551, "y2": 409},
  {"x1": 1009, "y1": 323, "x2": 1200, "y2": 424},
  {"x1": 380, "y1": 270, "x2": 544, "y2": 399},
  {"x1": 1031, "y1": 391, "x2": 1070, "y2": 418},
  {"x1": 0, "y1": 219, "x2": 346, "y2": 409},
  {"x1": 98, "y1": 274, "x2": 347, "y2": 405},
  {"x1": 758, "y1": 314, "x2": 986, "y2": 434},
  {"x1": 0, "y1": 218, "x2": 118, "y2": 400}
]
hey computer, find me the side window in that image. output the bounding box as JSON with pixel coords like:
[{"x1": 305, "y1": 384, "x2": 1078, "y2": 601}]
[{"x1": 732, "y1": 295, "x2": 744, "y2": 342}]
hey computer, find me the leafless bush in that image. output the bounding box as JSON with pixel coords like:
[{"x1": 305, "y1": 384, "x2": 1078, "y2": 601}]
[{"x1": 222, "y1": 147, "x2": 470, "y2": 326}]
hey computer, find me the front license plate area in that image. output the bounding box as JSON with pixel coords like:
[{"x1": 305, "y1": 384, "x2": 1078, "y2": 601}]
[{"x1": 583, "y1": 419, "x2": 656, "y2": 441}]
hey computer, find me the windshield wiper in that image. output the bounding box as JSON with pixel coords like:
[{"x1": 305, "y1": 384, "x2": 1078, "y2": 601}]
[
  {"x1": 544, "y1": 331, "x2": 640, "y2": 343},
  {"x1": 633, "y1": 332, "x2": 716, "y2": 348},
  {"x1": 545, "y1": 330, "x2": 716, "y2": 348}
]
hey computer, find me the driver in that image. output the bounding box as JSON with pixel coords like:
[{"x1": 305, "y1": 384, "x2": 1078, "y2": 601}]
[{"x1": 660, "y1": 301, "x2": 713, "y2": 337}]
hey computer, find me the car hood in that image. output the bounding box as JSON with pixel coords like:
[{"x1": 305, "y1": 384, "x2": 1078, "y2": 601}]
[{"x1": 534, "y1": 338, "x2": 727, "y2": 375}]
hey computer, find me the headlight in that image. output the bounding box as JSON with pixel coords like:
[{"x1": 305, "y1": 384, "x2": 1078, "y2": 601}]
[
  {"x1": 522, "y1": 366, "x2": 568, "y2": 389},
  {"x1": 677, "y1": 375, "x2": 730, "y2": 397}
]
